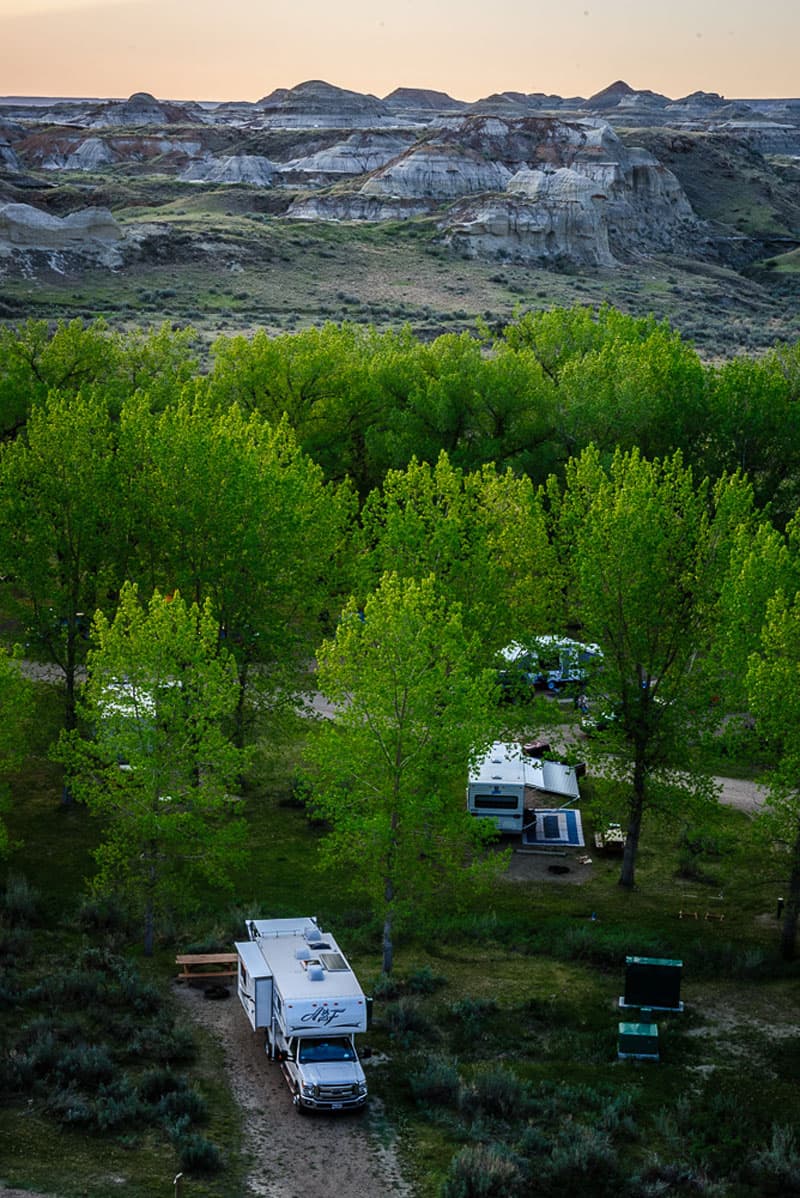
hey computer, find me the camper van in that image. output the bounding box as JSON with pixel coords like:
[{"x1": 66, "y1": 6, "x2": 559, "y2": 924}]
[
  {"x1": 467, "y1": 741, "x2": 581, "y2": 833},
  {"x1": 499, "y1": 636, "x2": 602, "y2": 695},
  {"x1": 235, "y1": 917, "x2": 369, "y2": 1112}
]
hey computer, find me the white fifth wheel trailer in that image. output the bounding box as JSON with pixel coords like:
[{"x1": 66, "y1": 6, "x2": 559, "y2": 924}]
[
  {"x1": 466, "y1": 741, "x2": 581, "y2": 833},
  {"x1": 235, "y1": 917, "x2": 369, "y2": 1113}
]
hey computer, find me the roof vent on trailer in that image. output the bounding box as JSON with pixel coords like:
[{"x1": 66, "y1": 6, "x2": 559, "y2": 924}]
[
  {"x1": 307, "y1": 965, "x2": 324, "y2": 981},
  {"x1": 295, "y1": 946, "x2": 311, "y2": 961},
  {"x1": 303, "y1": 924, "x2": 320, "y2": 943}
]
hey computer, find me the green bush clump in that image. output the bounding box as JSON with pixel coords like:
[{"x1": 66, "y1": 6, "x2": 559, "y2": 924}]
[
  {"x1": 54, "y1": 1043, "x2": 115, "y2": 1087},
  {"x1": 137, "y1": 1067, "x2": 184, "y2": 1104},
  {"x1": 127, "y1": 1020, "x2": 196, "y2": 1064},
  {"x1": 410, "y1": 1056, "x2": 461, "y2": 1108},
  {"x1": 539, "y1": 1125, "x2": 621, "y2": 1197},
  {"x1": 173, "y1": 1129, "x2": 224, "y2": 1175},
  {"x1": 75, "y1": 894, "x2": 130, "y2": 934},
  {"x1": 747, "y1": 1124, "x2": 800, "y2": 1193},
  {"x1": 156, "y1": 1086, "x2": 208, "y2": 1124},
  {"x1": 385, "y1": 997, "x2": 435, "y2": 1046},
  {"x1": 448, "y1": 997, "x2": 499, "y2": 1037},
  {"x1": 406, "y1": 966, "x2": 447, "y2": 995},
  {"x1": 440, "y1": 1142, "x2": 526, "y2": 1197},
  {"x1": 2, "y1": 874, "x2": 40, "y2": 926},
  {"x1": 460, "y1": 1067, "x2": 528, "y2": 1123}
]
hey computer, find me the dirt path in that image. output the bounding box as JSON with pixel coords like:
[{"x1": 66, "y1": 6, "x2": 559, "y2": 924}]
[{"x1": 174, "y1": 986, "x2": 412, "y2": 1198}]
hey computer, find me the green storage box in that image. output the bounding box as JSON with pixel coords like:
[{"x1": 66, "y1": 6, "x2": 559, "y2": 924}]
[{"x1": 618, "y1": 1021, "x2": 659, "y2": 1061}]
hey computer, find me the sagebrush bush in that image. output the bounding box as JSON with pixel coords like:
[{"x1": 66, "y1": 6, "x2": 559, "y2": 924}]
[
  {"x1": 385, "y1": 997, "x2": 435, "y2": 1046},
  {"x1": 460, "y1": 1068, "x2": 527, "y2": 1123},
  {"x1": 440, "y1": 1142, "x2": 526, "y2": 1198},
  {"x1": 747, "y1": 1124, "x2": 800, "y2": 1193},
  {"x1": 3, "y1": 874, "x2": 40, "y2": 926},
  {"x1": 156, "y1": 1086, "x2": 208, "y2": 1125},
  {"x1": 93, "y1": 1080, "x2": 142, "y2": 1131},
  {"x1": 448, "y1": 997, "x2": 498, "y2": 1038},
  {"x1": 410, "y1": 1056, "x2": 461, "y2": 1108},
  {"x1": 175, "y1": 1131, "x2": 224, "y2": 1175},
  {"x1": 54, "y1": 1043, "x2": 115, "y2": 1088},
  {"x1": 75, "y1": 894, "x2": 129, "y2": 934},
  {"x1": 137, "y1": 1068, "x2": 184, "y2": 1104},
  {"x1": 406, "y1": 966, "x2": 447, "y2": 995},
  {"x1": 127, "y1": 1021, "x2": 196, "y2": 1064}
]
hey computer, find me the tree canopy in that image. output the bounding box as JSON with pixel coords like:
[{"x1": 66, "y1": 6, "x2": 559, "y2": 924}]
[
  {"x1": 56, "y1": 583, "x2": 248, "y2": 955},
  {"x1": 306, "y1": 573, "x2": 505, "y2": 973}
]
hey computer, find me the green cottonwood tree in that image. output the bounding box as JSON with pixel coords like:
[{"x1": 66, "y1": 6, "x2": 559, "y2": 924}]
[
  {"x1": 119, "y1": 396, "x2": 354, "y2": 744},
  {"x1": 0, "y1": 388, "x2": 127, "y2": 732},
  {"x1": 358, "y1": 452, "x2": 558, "y2": 652},
  {"x1": 57, "y1": 583, "x2": 248, "y2": 956},
  {"x1": 552, "y1": 446, "x2": 753, "y2": 888},
  {"x1": 306, "y1": 573, "x2": 504, "y2": 975},
  {"x1": 745, "y1": 591, "x2": 800, "y2": 958},
  {"x1": 0, "y1": 647, "x2": 33, "y2": 858}
]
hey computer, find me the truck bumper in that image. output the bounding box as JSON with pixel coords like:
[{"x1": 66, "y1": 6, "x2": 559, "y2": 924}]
[{"x1": 297, "y1": 1093, "x2": 367, "y2": 1112}]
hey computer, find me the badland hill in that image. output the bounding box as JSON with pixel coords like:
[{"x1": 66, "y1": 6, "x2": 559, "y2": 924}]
[{"x1": 1, "y1": 80, "x2": 798, "y2": 352}]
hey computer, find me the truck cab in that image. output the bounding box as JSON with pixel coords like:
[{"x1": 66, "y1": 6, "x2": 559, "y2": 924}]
[{"x1": 277, "y1": 1034, "x2": 367, "y2": 1112}]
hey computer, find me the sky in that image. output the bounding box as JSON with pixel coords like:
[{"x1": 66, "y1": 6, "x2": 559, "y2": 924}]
[{"x1": 0, "y1": 0, "x2": 797, "y2": 103}]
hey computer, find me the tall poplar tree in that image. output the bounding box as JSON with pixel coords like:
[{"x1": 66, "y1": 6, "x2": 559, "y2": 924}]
[
  {"x1": 552, "y1": 446, "x2": 753, "y2": 888},
  {"x1": 306, "y1": 574, "x2": 504, "y2": 974},
  {"x1": 57, "y1": 584, "x2": 248, "y2": 956}
]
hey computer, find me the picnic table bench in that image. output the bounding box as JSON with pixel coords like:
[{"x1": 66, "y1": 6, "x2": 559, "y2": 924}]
[{"x1": 175, "y1": 953, "x2": 238, "y2": 983}]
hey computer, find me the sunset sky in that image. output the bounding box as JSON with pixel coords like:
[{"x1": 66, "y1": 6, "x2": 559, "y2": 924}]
[{"x1": 0, "y1": 0, "x2": 796, "y2": 103}]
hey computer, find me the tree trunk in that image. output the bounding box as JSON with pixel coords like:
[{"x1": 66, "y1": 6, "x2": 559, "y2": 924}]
[
  {"x1": 61, "y1": 621, "x2": 77, "y2": 805},
  {"x1": 143, "y1": 850, "x2": 157, "y2": 957},
  {"x1": 143, "y1": 896, "x2": 154, "y2": 958},
  {"x1": 234, "y1": 660, "x2": 249, "y2": 751},
  {"x1": 779, "y1": 819, "x2": 800, "y2": 961},
  {"x1": 619, "y1": 757, "x2": 646, "y2": 889},
  {"x1": 381, "y1": 880, "x2": 394, "y2": 975}
]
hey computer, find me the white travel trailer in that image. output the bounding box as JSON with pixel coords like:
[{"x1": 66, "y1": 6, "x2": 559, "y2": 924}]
[
  {"x1": 466, "y1": 741, "x2": 581, "y2": 833},
  {"x1": 499, "y1": 636, "x2": 603, "y2": 693},
  {"x1": 235, "y1": 917, "x2": 369, "y2": 1112}
]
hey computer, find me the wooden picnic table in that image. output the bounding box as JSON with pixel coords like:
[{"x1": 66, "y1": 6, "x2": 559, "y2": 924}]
[{"x1": 175, "y1": 952, "x2": 238, "y2": 982}]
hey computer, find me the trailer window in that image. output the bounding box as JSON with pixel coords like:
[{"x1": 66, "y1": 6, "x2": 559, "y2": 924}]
[
  {"x1": 473, "y1": 794, "x2": 520, "y2": 811},
  {"x1": 298, "y1": 1037, "x2": 356, "y2": 1063}
]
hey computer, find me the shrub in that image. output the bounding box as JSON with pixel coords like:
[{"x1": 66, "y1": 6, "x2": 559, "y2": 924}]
[
  {"x1": 157, "y1": 1087, "x2": 208, "y2": 1125},
  {"x1": 460, "y1": 1068, "x2": 527, "y2": 1123},
  {"x1": 54, "y1": 1043, "x2": 115, "y2": 1088},
  {"x1": 127, "y1": 1021, "x2": 196, "y2": 1064},
  {"x1": 541, "y1": 1124, "x2": 621, "y2": 1197},
  {"x1": 46, "y1": 1086, "x2": 95, "y2": 1127},
  {"x1": 407, "y1": 966, "x2": 447, "y2": 995},
  {"x1": 3, "y1": 874, "x2": 40, "y2": 926},
  {"x1": 94, "y1": 1079, "x2": 143, "y2": 1131},
  {"x1": 137, "y1": 1068, "x2": 184, "y2": 1104},
  {"x1": 410, "y1": 1056, "x2": 461, "y2": 1108},
  {"x1": 175, "y1": 1132, "x2": 224, "y2": 1175},
  {"x1": 372, "y1": 973, "x2": 403, "y2": 1001},
  {"x1": 440, "y1": 1142, "x2": 526, "y2": 1197},
  {"x1": 385, "y1": 997, "x2": 435, "y2": 1046},
  {"x1": 748, "y1": 1124, "x2": 800, "y2": 1193},
  {"x1": 75, "y1": 894, "x2": 129, "y2": 934},
  {"x1": 448, "y1": 997, "x2": 498, "y2": 1038}
]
